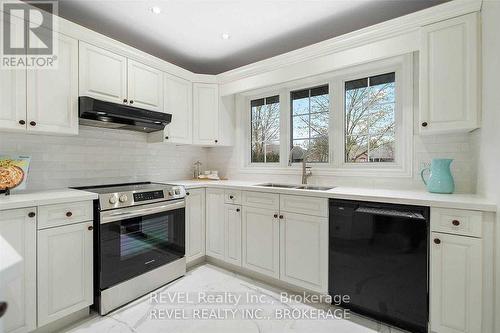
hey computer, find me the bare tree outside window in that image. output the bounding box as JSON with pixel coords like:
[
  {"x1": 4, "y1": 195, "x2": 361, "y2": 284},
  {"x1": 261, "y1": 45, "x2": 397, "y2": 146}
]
[
  {"x1": 251, "y1": 96, "x2": 280, "y2": 163},
  {"x1": 345, "y1": 73, "x2": 396, "y2": 163},
  {"x1": 290, "y1": 85, "x2": 329, "y2": 163}
]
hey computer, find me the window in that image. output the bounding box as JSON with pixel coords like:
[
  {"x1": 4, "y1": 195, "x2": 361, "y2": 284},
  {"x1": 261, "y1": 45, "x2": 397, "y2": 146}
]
[
  {"x1": 290, "y1": 85, "x2": 329, "y2": 163},
  {"x1": 344, "y1": 72, "x2": 396, "y2": 163},
  {"x1": 243, "y1": 54, "x2": 412, "y2": 175},
  {"x1": 250, "y1": 95, "x2": 280, "y2": 163}
]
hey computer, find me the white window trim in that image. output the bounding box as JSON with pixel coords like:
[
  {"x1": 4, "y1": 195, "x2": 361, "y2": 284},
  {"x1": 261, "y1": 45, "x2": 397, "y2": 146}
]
[{"x1": 238, "y1": 54, "x2": 414, "y2": 178}]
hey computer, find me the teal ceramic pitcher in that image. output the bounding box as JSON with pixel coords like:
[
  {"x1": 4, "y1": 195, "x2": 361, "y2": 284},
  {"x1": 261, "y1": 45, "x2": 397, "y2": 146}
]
[{"x1": 421, "y1": 158, "x2": 455, "y2": 194}]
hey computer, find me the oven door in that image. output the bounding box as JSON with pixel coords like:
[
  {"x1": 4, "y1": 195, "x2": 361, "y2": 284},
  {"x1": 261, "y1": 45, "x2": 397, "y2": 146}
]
[{"x1": 99, "y1": 199, "x2": 185, "y2": 290}]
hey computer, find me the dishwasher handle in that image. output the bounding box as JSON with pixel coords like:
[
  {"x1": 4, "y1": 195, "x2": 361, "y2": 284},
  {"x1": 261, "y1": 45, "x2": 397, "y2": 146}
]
[{"x1": 355, "y1": 206, "x2": 426, "y2": 220}]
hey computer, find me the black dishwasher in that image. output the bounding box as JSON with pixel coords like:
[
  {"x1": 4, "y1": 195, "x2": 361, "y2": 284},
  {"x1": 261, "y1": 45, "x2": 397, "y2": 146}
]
[{"x1": 329, "y1": 199, "x2": 429, "y2": 333}]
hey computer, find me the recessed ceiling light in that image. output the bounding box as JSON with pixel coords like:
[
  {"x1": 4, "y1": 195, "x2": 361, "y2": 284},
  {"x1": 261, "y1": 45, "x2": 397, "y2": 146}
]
[
  {"x1": 150, "y1": 6, "x2": 161, "y2": 14},
  {"x1": 221, "y1": 33, "x2": 231, "y2": 40}
]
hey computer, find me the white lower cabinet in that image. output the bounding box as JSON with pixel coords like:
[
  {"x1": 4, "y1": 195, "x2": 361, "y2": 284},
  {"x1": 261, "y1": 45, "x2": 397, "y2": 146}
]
[
  {"x1": 242, "y1": 206, "x2": 280, "y2": 279},
  {"x1": 279, "y1": 212, "x2": 328, "y2": 293},
  {"x1": 430, "y1": 232, "x2": 482, "y2": 333},
  {"x1": 185, "y1": 188, "x2": 206, "y2": 263},
  {"x1": 37, "y1": 221, "x2": 94, "y2": 327},
  {"x1": 205, "y1": 189, "x2": 225, "y2": 260},
  {"x1": 0, "y1": 208, "x2": 37, "y2": 333},
  {"x1": 224, "y1": 204, "x2": 242, "y2": 266}
]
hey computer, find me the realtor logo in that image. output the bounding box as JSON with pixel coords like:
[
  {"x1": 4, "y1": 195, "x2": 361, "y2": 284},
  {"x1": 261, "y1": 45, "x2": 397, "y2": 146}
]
[{"x1": 1, "y1": 0, "x2": 58, "y2": 68}]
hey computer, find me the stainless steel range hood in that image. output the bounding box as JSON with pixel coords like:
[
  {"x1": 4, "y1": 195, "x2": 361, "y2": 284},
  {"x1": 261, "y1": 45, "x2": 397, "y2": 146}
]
[{"x1": 78, "y1": 96, "x2": 171, "y2": 133}]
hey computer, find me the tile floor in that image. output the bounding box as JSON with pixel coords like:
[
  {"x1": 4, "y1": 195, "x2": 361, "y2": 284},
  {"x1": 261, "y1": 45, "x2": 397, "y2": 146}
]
[{"x1": 62, "y1": 264, "x2": 408, "y2": 333}]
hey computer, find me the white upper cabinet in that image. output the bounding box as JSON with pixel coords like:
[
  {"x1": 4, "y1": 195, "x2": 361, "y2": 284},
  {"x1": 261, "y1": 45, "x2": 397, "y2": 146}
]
[
  {"x1": 127, "y1": 59, "x2": 163, "y2": 111},
  {"x1": 37, "y1": 221, "x2": 93, "y2": 326},
  {"x1": 0, "y1": 14, "x2": 26, "y2": 132},
  {"x1": 0, "y1": 208, "x2": 37, "y2": 333},
  {"x1": 79, "y1": 41, "x2": 128, "y2": 104},
  {"x1": 419, "y1": 13, "x2": 479, "y2": 134},
  {"x1": 430, "y1": 232, "x2": 482, "y2": 333},
  {"x1": 163, "y1": 73, "x2": 193, "y2": 144},
  {"x1": 27, "y1": 33, "x2": 79, "y2": 135},
  {"x1": 193, "y1": 83, "x2": 219, "y2": 145}
]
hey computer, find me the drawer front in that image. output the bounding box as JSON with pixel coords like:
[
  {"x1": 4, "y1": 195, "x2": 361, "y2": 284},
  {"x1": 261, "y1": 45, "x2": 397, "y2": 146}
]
[
  {"x1": 431, "y1": 207, "x2": 482, "y2": 237},
  {"x1": 224, "y1": 190, "x2": 242, "y2": 205},
  {"x1": 38, "y1": 201, "x2": 93, "y2": 229},
  {"x1": 242, "y1": 191, "x2": 279, "y2": 211},
  {"x1": 280, "y1": 195, "x2": 328, "y2": 217}
]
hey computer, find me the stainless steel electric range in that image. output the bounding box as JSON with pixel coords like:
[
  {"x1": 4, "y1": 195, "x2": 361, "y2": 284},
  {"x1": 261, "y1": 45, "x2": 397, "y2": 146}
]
[{"x1": 75, "y1": 182, "x2": 186, "y2": 315}]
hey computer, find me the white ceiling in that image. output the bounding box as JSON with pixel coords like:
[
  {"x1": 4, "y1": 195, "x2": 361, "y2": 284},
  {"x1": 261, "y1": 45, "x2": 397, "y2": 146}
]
[{"x1": 53, "y1": 0, "x2": 446, "y2": 74}]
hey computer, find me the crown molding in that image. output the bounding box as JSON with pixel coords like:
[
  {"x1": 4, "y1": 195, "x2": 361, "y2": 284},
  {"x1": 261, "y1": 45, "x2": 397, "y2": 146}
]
[{"x1": 216, "y1": 0, "x2": 482, "y2": 84}]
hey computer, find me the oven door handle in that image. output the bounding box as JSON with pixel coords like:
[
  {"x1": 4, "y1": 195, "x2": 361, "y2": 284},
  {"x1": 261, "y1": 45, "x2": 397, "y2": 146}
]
[{"x1": 100, "y1": 200, "x2": 185, "y2": 224}]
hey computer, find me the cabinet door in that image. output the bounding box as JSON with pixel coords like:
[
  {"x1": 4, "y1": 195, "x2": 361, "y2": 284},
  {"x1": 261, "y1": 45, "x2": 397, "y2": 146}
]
[
  {"x1": 186, "y1": 188, "x2": 206, "y2": 263},
  {"x1": 224, "y1": 204, "x2": 242, "y2": 266},
  {"x1": 79, "y1": 42, "x2": 127, "y2": 104},
  {"x1": 164, "y1": 73, "x2": 193, "y2": 144},
  {"x1": 127, "y1": 59, "x2": 163, "y2": 111},
  {"x1": 279, "y1": 212, "x2": 328, "y2": 293},
  {"x1": 27, "y1": 33, "x2": 78, "y2": 135},
  {"x1": 37, "y1": 221, "x2": 93, "y2": 326},
  {"x1": 419, "y1": 13, "x2": 479, "y2": 134},
  {"x1": 430, "y1": 232, "x2": 482, "y2": 333},
  {"x1": 205, "y1": 188, "x2": 225, "y2": 260},
  {"x1": 0, "y1": 208, "x2": 36, "y2": 333},
  {"x1": 0, "y1": 14, "x2": 26, "y2": 132},
  {"x1": 193, "y1": 83, "x2": 219, "y2": 145},
  {"x1": 242, "y1": 206, "x2": 279, "y2": 279}
]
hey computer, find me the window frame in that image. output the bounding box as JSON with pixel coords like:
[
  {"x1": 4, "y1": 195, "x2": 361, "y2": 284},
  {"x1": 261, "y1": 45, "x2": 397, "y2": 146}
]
[
  {"x1": 289, "y1": 84, "x2": 331, "y2": 164},
  {"x1": 249, "y1": 94, "x2": 281, "y2": 164},
  {"x1": 239, "y1": 54, "x2": 413, "y2": 177}
]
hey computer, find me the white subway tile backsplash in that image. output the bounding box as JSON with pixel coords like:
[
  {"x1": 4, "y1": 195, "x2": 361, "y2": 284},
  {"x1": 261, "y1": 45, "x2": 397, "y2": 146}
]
[
  {"x1": 1, "y1": 126, "x2": 207, "y2": 191},
  {"x1": 207, "y1": 132, "x2": 478, "y2": 193}
]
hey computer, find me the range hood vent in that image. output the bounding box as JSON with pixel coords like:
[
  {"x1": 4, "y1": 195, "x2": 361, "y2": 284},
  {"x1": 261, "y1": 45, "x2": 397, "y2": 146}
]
[{"x1": 78, "y1": 96, "x2": 171, "y2": 133}]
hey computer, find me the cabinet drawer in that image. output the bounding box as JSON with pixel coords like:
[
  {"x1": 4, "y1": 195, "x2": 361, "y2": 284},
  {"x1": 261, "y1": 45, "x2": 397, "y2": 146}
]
[
  {"x1": 242, "y1": 191, "x2": 279, "y2": 211},
  {"x1": 431, "y1": 208, "x2": 482, "y2": 237},
  {"x1": 38, "y1": 201, "x2": 93, "y2": 229},
  {"x1": 280, "y1": 195, "x2": 328, "y2": 217},
  {"x1": 225, "y1": 190, "x2": 242, "y2": 205}
]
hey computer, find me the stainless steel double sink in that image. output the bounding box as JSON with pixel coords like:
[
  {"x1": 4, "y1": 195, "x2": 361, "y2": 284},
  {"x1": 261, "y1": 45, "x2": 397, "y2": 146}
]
[{"x1": 255, "y1": 183, "x2": 334, "y2": 191}]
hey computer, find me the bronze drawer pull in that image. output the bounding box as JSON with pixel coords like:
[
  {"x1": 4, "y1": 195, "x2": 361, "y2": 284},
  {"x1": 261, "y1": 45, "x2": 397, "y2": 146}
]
[
  {"x1": 66, "y1": 211, "x2": 73, "y2": 217},
  {"x1": 434, "y1": 238, "x2": 441, "y2": 245},
  {"x1": 28, "y1": 212, "x2": 36, "y2": 218},
  {"x1": 452, "y1": 220, "x2": 460, "y2": 226}
]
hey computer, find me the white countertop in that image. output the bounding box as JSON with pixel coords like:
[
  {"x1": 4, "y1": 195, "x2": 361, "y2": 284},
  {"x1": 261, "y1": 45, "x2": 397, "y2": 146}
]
[
  {"x1": 0, "y1": 188, "x2": 98, "y2": 211},
  {"x1": 167, "y1": 179, "x2": 497, "y2": 212}
]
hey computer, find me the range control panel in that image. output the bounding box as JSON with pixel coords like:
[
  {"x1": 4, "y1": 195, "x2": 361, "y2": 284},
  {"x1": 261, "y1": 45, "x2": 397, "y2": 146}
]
[{"x1": 133, "y1": 190, "x2": 164, "y2": 202}]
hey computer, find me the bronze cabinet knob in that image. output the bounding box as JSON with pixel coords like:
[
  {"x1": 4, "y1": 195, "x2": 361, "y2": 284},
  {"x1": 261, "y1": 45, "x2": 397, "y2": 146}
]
[
  {"x1": 28, "y1": 212, "x2": 36, "y2": 218},
  {"x1": 215, "y1": 140, "x2": 218, "y2": 143},
  {"x1": 236, "y1": 208, "x2": 240, "y2": 212},
  {"x1": 19, "y1": 120, "x2": 26, "y2": 125},
  {"x1": 279, "y1": 215, "x2": 284, "y2": 219},
  {"x1": 452, "y1": 220, "x2": 460, "y2": 226},
  {"x1": 29, "y1": 121, "x2": 36, "y2": 126},
  {"x1": 66, "y1": 211, "x2": 73, "y2": 217},
  {"x1": 434, "y1": 238, "x2": 441, "y2": 245},
  {"x1": 273, "y1": 213, "x2": 278, "y2": 218},
  {"x1": 129, "y1": 100, "x2": 134, "y2": 104},
  {"x1": 186, "y1": 192, "x2": 190, "y2": 196},
  {"x1": 123, "y1": 99, "x2": 128, "y2": 103},
  {"x1": 165, "y1": 136, "x2": 169, "y2": 140},
  {"x1": 422, "y1": 122, "x2": 428, "y2": 127},
  {"x1": 229, "y1": 195, "x2": 234, "y2": 199},
  {"x1": 88, "y1": 225, "x2": 93, "y2": 231}
]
